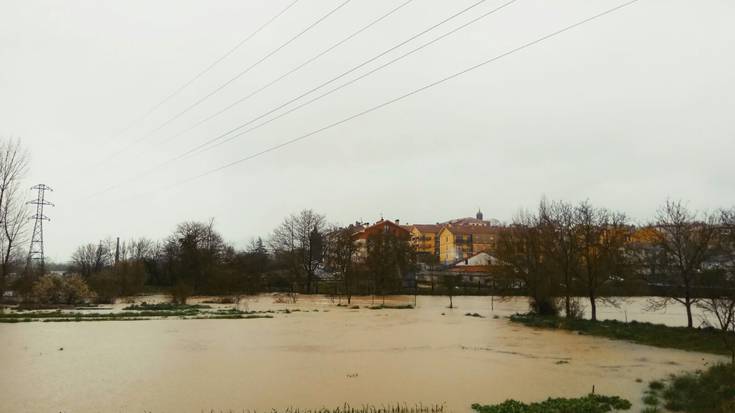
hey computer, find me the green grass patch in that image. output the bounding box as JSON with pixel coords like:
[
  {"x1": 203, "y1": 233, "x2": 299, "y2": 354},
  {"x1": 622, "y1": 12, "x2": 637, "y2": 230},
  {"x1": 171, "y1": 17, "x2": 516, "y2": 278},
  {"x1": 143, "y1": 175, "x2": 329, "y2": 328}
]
[
  {"x1": 642, "y1": 393, "x2": 659, "y2": 406},
  {"x1": 655, "y1": 363, "x2": 735, "y2": 413},
  {"x1": 258, "y1": 404, "x2": 445, "y2": 413},
  {"x1": 194, "y1": 314, "x2": 274, "y2": 320},
  {"x1": 0, "y1": 306, "x2": 276, "y2": 323},
  {"x1": 471, "y1": 394, "x2": 631, "y2": 413},
  {"x1": 122, "y1": 302, "x2": 211, "y2": 311},
  {"x1": 509, "y1": 313, "x2": 733, "y2": 356}
]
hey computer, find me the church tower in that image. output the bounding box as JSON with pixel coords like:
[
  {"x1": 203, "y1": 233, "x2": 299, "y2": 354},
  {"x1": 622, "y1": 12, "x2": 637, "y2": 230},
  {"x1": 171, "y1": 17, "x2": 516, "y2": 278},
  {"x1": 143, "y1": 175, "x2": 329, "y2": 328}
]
[{"x1": 476, "y1": 208, "x2": 483, "y2": 221}]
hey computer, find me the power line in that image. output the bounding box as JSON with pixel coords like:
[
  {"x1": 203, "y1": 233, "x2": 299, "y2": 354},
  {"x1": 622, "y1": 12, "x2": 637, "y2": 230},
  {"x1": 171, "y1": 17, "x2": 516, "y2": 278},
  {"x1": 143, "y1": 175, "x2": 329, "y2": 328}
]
[
  {"x1": 191, "y1": 0, "x2": 518, "y2": 157},
  {"x1": 171, "y1": 0, "x2": 490, "y2": 160},
  {"x1": 104, "y1": 0, "x2": 353, "y2": 164},
  {"x1": 160, "y1": 0, "x2": 641, "y2": 192},
  {"x1": 89, "y1": 0, "x2": 493, "y2": 198},
  {"x1": 157, "y1": 0, "x2": 417, "y2": 147},
  {"x1": 103, "y1": 0, "x2": 300, "y2": 144}
]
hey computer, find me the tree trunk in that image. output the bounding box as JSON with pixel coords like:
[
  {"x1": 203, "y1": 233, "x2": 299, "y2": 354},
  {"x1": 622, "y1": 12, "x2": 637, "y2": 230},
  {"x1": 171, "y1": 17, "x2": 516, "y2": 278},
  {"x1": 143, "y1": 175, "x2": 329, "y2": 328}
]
[
  {"x1": 589, "y1": 293, "x2": 597, "y2": 321},
  {"x1": 685, "y1": 296, "x2": 694, "y2": 328},
  {"x1": 344, "y1": 279, "x2": 350, "y2": 305}
]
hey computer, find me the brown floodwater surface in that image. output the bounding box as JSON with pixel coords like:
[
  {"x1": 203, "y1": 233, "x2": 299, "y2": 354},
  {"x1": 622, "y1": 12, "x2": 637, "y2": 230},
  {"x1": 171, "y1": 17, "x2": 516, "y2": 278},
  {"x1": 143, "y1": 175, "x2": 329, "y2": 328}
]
[{"x1": 0, "y1": 296, "x2": 723, "y2": 412}]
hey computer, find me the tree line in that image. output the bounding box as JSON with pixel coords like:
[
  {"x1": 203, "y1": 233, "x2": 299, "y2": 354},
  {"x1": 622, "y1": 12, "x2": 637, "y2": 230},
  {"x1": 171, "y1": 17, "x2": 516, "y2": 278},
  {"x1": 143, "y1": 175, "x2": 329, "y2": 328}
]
[
  {"x1": 490, "y1": 198, "x2": 735, "y2": 329},
  {"x1": 63, "y1": 210, "x2": 416, "y2": 304}
]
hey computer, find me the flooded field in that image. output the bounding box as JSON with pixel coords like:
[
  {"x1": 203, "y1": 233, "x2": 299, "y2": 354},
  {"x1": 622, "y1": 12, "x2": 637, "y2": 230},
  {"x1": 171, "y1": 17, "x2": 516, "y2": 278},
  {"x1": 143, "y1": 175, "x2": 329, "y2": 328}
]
[{"x1": 0, "y1": 295, "x2": 723, "y2": 412}]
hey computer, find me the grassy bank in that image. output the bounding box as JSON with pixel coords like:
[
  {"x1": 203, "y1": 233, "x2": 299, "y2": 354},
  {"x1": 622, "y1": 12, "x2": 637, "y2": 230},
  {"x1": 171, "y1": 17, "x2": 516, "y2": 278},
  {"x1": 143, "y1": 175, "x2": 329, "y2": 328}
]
[
  {"x1": 509, "y1": 313, "x2": 732, "y2": 356},
  {"x1": 642, "y1": 364, "x2": 735, "y2": 413},
  {"x1": 253, "y1": 404, "x2": 445, "y2": 413},
  {"x1": 471, "y1": 394, "x2": 631, "y2": 413},
  {"x1": 0, "y1": 304, "x2": 279, "y2": 323}
]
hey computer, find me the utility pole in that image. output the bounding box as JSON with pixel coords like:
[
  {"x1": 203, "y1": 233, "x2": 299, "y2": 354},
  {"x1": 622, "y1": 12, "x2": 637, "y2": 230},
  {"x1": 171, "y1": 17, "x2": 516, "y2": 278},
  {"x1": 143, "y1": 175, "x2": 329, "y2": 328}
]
[
  {"x1": 27, "y1": 184, "x2": 54, "y2": 275},
  {"x1": 115, "y1": 237, "x2": 120, "y2": 266}
]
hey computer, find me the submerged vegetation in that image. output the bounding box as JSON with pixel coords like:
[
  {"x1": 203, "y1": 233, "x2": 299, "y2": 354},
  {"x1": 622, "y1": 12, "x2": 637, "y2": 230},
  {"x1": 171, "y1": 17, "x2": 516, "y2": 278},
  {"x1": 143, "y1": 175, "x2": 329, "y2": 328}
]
[
  {"x1": 642, "y1": 364, "x2": 735, "y2": 413},
  {"x1": 509, "y1": 313, "x2": 733, "y2": 356},
  {"x1": 471, "y1": 394, "x2": 631, "y2": 413},
  {"x1": 122, "y1": 302, "x2": 211, "y2": 311},
  {"x1": 367, "y1": 304, "x2": 414, "y2": 310},
  {"x1": 0, "y1": 304, "x2": 278, "y2": 323},
  {"x1": 248, "y1": 404, "x2": 445, "y2": 413}
]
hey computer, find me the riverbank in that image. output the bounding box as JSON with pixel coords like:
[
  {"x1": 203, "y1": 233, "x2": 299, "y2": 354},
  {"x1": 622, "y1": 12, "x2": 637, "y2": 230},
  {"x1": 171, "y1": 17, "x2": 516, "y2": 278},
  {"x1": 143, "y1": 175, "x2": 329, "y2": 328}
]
[
  {"x1": 639, "y1": 363, "x2": 735, "y2": 413},
  {"x1": 471, "y1": 394, "x2": 631, "y2": 413},
  {"x1": 509, "y1": 313, "x2": 735, "y2": 412},
  {"x1": 509, "y1": 313, "x2": 731, "y2": 356}
]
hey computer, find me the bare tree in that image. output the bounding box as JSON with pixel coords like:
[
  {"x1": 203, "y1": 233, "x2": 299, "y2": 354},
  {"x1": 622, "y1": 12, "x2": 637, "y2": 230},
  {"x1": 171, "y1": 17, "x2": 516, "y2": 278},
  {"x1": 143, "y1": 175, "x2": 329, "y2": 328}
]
[
  {"x1": 575, "y1": 201, "x2": 630, "y2": 322},
  {"x1": 722, "y1": 207, "x2": 735, "y2": 259},
  {"x1": 270, "y1": 209, "x2": 326, "y2": 294},
  {"x1": 364, "y1": 229, "x2": 414, "y2": 304},
  {"x1": 71, "y1": 242, "x2": 114, "y2": 277},
  {"x1": 698, "y1": 264, "x2": 735, "y2": 364},
  {"x1": 118, "y1": 237, "x2": 156, "y2": 262},
  {"x1": 324, "y1": 226, "x2": 358, "y2": 304},
  {"x1": 650, "y1": 200, "x2": 720, "y2": 328},
  {"x1": 440, "y1": 273, "x2": 458, "y2": 309},
  {"x1": 0, "y1": 139, "x2": 29, "y2": 296},
  {"x1": 539, "y1": 199, "x2": 580, "y2": 318},
  {"x1": 0, "y1": 185, "x2": 29, "y2": 290},
  {"x1": 492, "y1": 210, "x2": 556, "y2": 315},
  {"x1": 163, "y1": 219, "x2": 226, "y2": 295}
]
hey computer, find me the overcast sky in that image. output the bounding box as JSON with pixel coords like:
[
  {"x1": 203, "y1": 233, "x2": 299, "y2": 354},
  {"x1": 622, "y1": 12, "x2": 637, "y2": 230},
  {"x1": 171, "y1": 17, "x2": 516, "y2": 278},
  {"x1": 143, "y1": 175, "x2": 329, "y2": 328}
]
[{"x1": 1, "y1": 0, "x2": 734, "y2": 262}]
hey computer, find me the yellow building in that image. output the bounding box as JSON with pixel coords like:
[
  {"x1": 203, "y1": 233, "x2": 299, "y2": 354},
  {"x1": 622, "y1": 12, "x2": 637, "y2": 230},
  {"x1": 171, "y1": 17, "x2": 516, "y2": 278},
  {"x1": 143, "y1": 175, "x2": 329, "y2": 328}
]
[
  {"x1": 408, "y1": 224, "x2": 442, "y2": 258},
  {"x1": 438, "y1": 225, "x2": 499, "y2": 264}
]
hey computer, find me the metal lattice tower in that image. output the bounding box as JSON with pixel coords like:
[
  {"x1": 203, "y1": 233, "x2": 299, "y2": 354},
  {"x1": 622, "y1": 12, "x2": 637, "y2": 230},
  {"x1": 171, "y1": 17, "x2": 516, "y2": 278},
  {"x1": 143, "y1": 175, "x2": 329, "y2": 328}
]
[{"x1": 27, "y1": 184, "x2": 54, "y2": 273}]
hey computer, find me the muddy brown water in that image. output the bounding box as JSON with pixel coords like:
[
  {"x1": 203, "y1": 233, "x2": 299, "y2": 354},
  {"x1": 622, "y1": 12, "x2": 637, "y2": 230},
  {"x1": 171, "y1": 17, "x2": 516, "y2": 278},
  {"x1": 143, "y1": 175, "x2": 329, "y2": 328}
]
[{"x1": 0, "y1": 295, "x2": 723, "y2": 412}]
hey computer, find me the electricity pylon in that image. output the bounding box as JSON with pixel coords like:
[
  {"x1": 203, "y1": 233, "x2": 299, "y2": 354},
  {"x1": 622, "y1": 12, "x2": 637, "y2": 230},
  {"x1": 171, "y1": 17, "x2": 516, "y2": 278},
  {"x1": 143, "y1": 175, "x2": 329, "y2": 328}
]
[{"x1": 27, "y1": 184, "x2": 54, "y2": 274}]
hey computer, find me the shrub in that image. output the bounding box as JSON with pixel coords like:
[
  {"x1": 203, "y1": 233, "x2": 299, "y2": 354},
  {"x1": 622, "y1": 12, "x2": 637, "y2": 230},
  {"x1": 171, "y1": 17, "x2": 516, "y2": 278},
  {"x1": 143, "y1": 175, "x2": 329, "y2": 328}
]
[
  {"x1": 471, "y1": 394, "x2": 631, "y2": 413},
  {"x1": 30, "y1": 275, "x2": 95, "y2": 305},
  {"x1": 529, "y1": 296, "x2": 559, "y2": 316},
  {"x1": 87, "y1": 262, "x2": 147, "y2": 303},
  {"x1": 660, "y1": 364, "x2": 735, "y2": 413},
  {"x1": 88, "y1": 271, "x2": 119, "y2": 303},
  {"x1": 171, "y1": 280, "x2": 194, "y2": 304},
  {"x1": 648, "y1": 381, "x2": 665, "y2": 391},
  {"x1": 642, "y1": 393, "x2": 659, "y2": 406}
]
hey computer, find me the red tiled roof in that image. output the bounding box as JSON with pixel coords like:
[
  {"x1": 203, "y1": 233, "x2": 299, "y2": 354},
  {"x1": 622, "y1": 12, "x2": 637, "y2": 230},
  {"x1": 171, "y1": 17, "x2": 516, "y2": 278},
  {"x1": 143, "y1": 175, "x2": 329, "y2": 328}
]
[
  {"x1": 441, "y1": 225, "x2": 500, "y2": 235},
  {"x1": 410, "y1": 224, "x2": 442, "y2": 233},
  {"x1": 352, "y1": 220, "x2": 410, "y2": 240}
]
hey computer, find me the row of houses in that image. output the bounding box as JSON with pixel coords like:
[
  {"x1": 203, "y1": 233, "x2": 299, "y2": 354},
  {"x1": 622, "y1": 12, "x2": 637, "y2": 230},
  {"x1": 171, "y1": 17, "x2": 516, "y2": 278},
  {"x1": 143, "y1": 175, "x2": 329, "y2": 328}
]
[
  {"x1": 323, "y1": 210, "x2": 502, "y2": 291},
  {"x1": 341, "y1": 209, "x2": 502, "y2": 268},
  {"x1": 405, "y1": 210, "x2": 502, "y2": 265}
]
